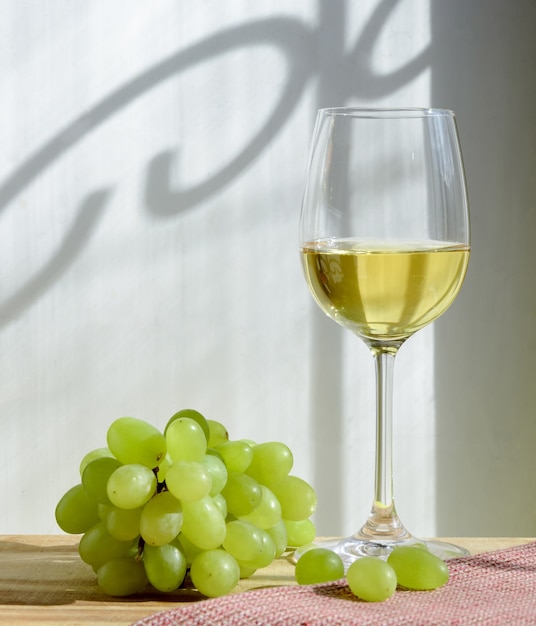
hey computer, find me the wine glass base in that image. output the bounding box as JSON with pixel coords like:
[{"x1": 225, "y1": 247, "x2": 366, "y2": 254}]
[{"x1": 293, "y1": 536, "x2": 469, "y2": 571}]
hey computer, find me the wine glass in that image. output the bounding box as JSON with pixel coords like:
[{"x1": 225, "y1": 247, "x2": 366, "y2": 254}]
[{"x1": 299, "y1": 107, "x2": 470, "y2": 565}]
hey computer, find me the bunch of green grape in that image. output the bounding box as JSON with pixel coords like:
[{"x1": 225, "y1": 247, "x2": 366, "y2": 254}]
[
  {"x1": 294, "y1": 545, "x2": 449, "y2": 602},
  {"x1": 55, "y1": 409, "x2": 317, "y2": 598}
]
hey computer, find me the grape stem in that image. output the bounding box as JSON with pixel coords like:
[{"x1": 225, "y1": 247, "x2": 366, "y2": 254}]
[
  {"x1": 136, "y1": 536, "x2": 145, "y2": 560},
  {"x1": 153, "y1": 467, "x2": 167, "y2": 493}
]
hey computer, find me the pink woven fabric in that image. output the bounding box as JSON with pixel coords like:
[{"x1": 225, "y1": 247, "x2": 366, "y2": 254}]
[{"x1": 133, "y1": 542, "x2": 536, "y2": 626}]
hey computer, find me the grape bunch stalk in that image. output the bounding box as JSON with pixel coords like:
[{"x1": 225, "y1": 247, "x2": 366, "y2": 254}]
[{"x1": 55, "y1": 409, "x2": 318, "y2": 598}]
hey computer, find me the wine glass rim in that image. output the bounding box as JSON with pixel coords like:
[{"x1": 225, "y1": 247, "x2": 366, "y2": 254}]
[{"x1": 318, "y1": 107, "x2": 455, "y2": 119}]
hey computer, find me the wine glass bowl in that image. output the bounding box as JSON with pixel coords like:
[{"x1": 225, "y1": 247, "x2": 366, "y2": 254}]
[
  {"x1": 301, "y1": 239, "x2": 469, "y2": 349},
  {"x1": 299, "y1": 108, "x2": 470, "y2": 565}
]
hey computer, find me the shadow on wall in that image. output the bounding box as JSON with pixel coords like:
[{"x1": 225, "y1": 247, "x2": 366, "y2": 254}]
[
  {"x1": 0, "y1": 17, "x2": 313, "y2": 329},
  {"x1": 0, "y1": 0, "x2": 432, "y2": 534},
  {"x1": 0, "y1": 0, "x2": 430, "y2": 325}
]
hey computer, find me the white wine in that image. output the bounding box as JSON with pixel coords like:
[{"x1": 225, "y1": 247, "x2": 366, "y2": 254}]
[{"x1": 301, "y1": 238, "x2": 469, "y2": 343}]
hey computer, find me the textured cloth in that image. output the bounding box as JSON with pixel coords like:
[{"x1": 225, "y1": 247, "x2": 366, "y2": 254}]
[{"x1": 133, "y1": 542, "x2": 536, "y2": 625}]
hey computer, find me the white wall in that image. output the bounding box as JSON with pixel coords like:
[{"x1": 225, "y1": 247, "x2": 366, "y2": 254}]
[
  {"x1": 431, "y1": 0, "x2": 536, "y2": 536},
  {"x1": 0, "y1": 0, "x2": 534, "y2": 539}
]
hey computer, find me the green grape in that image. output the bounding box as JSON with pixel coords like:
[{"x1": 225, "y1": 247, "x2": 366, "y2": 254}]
[
  {"x1": 238, "y1": 485, "x2": 281, "y2": 529},
  {"x1": 105, "y1": 506, "x2": 143, "y2": 541},
  {"x1": 222, "y1": 520, "x2": 264, "y2": 562},
  {"x1": 79, "y1": 447, "x2": 114, "y2": 476},
  {"x1": 139, "y1": 491, "x2": 183, "y2": 546},
  {"x1": 55, "y1": 484, "x2": 100, "y2": 534},
  {"x1": 176, "y1": 533, "x2": 203, "y2": 565},
  {"x1": 387, "y1": 546, "x2": 449, "y2": 590},
  {"x1": 206, "y1": 447, "x2": 224, "y2": 461},
  {"x1": 238, "y1": 562, "x2": 257, "y2": 579},
  {"x1": 164, "y1": 408, "x2": 210, "y2": 442},
  {"x1": 165, "y1": 460, "x2": 212, "y2": 501},
  {"x1": 292, "y1": 542, "x2": 320, "y2": 565},
  {"x1": 180, "y1": 496, "x2": 226, "y2": 550},
  {"x1": 107, "y1": 464, "x2": 157, "y2": 509},
  {"x1": 221, "y1": 472, "x2": 262, "y2": 516},
  {"x1": 155, "y1": 453, "x2": 172, "y2": 483},
  {"x1": 97, "y1": 556, "x2": 148, "y2": 596},
  {"x1": 82, "y1": 457, "x2": 122, "y2": 505},
  {"x1": 98, "y1": 502, "x2": 112, "y2": 521},
  {"x1": 237, "y1": 529, "x2": 276, "y2": 569},
  {"x1": 201, "y1": 454, "x2": 228, "y2": 496},
  {"x1": 207, "y1": 419, "x2": 229, "y2": 447},
  {"x1": 106, "y1": 417, "x2": 166, "y2": 468},
  {"x1": 270, "y1": 475, "x2": 316, "y2": 521},
  {"x1": 246, "y1": 442, "x2": 293, "y2": 485},
  {"x1": 78, "y1": 522, "x2": 134, "y2": 570},
  {"x1": 284, "y1": 518, "x2": 317, "y2": 547},
  {"x1": 190, "y1": 549, "x2": 240, "y2": 598},
  {"x1": 212, "y1": 493, "x2": 227, "y2": 519},
  {"x1": 214, "y1": 440, "x2": 253, "y2": 473},
  {"x1": 346, "y1": 557, "x2": 397, "y2": 602},
  {"x1": 294, "y1": 548, "x2": 344, "y2": 584},
  {"x1": 143, "y1": 543, "x2": 187, "y2": 592},
  {"x1": 166, "y1": 417, "x2": 207, "y2": 462},
  {"x1": 266, "y1": 519, "x2": 288, "y2": 558}
]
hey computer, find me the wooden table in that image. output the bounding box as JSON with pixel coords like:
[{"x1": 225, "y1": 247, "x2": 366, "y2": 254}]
[{"x1": 0, "y1": 535, "x2": 533, "y2": 625}]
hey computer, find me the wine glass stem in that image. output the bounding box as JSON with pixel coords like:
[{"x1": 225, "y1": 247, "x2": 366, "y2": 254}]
[
  {"x1": 373, "y1": 349, "x2": 395, "y2": 508},
  {"x1": 354, "y1": 345, "x2": 411, "y2": 542}
]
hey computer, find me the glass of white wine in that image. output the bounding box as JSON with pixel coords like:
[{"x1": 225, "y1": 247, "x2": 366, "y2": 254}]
[{"x1": 299, "y1": 107, "x2": 470, "y2": 564}]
